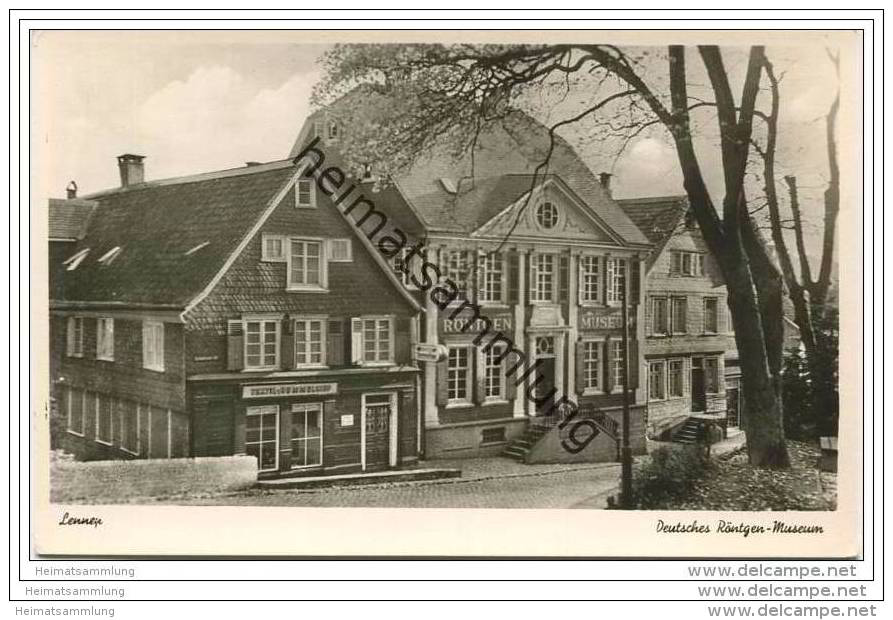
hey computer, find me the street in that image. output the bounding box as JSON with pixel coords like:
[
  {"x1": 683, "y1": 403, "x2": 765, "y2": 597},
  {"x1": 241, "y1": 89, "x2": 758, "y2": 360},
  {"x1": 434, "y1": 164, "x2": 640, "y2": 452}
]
[{"x1": 175, "y1": 462, "x2": 622, "y2": 509}]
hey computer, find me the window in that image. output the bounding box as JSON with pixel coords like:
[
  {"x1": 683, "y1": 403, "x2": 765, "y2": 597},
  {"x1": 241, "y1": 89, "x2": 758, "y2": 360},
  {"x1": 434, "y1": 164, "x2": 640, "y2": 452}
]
[
  {"x1": 483, "y1": 344, "x2": 506, "y2": 400},
  {"x1": 582, "y1": 340, "x2": 601, "y2": 392},
  {"x1": 296, "y1": 179, "x2": 316, "y2": 208},
  {"x1": 651, "y1": 297, "x2": 668, "y2": 335},
  {"x1": 668, "y1": 359, "x2": 685, "y2": 398},
  {"x1": 704, "y1": 298, "x2": 719, "y2": 334},
  {"x1": 291, "y1": 403, "x2": 322, "y2": 468},
  {"x1": 142, "y1": 321, "x2": 165, "y2": 371},
  {"x1": 536, "y1": 201, "x2": 559, "y2": 229},
  {"x1": 294, "y1": 318, "x2": 325, "y2": 367},
  {"x1": 246, "y1": 405, "x2": 279, "y2": 472},
  {"x1": 327, "y1": 120, "x2": 339, "y2": 141},
  {"x1": 96, "y1": 395, "x2": 113, "y2": 445},
  {"x1": 531, "y1": 253, "x2": 555, "y2": 302},
  {"x1": 478, "y1": 252, "x2": 504, "y2": 303},
  {"x1": 328, "y1": 238, "x2": 352, "y2": 262},
  {"x1": 354, "y1": 316, "x2": 393, "y2": 365},
  {"x1": 443, "y1": 250, "x2": 470, "y2": 297},
  {"x1": 671, "y1": 251, "x2": 704, "y2": 276},
  {"x1": 66, "y1": 317, "x2": 84, "y2": 357},
  {"x1": 606, "y1": 257, "x2": 626, "y2": 305},
  {"x1": 447, "y1": 346, "x2": 472, "y2": 404},
  {"x1": 579, "y1": 255, "x2": 601, "y2": 304},
  {"x1": 671, "y1": 297, "x2": 688, "y2": 334},
  {"x1": 262, "y1": 235, "x2": 285, "y2": 262},
  {"x1": 96, "y1": 317, "x2": 114, "y2": 361},
  {"x1": 66, "y1": 388, "x2": 84, "y2": 436},
  {"x1": 392, "y1": 246, "x2": 424, "y2": 289},
  {"x1": 611, "y1": 340, "x2": 625, "y2": 390},
  {"x1": 120, "y1": 400, "x2": 139, "y2": 455},
  {"x1": 287, "y1": 239, "x2": 326, "y2": 290},
  {"x1": 649, "y1": 360, "x2": 666, "y2": 401},
  {"x1": 244, "y1": 319, "x2": 280, "y2": 369},
  {"x1": 705, "y1": 357, "x2": 720, "y2": 393}
]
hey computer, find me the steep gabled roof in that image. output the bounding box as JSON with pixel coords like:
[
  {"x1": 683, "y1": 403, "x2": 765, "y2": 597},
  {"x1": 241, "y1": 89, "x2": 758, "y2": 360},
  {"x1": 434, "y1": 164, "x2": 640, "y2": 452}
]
[
  {"x1": 615, "y1": 195, "x2": 689, "y2": 245},
  {"x1": 48, "y1": 198, "x2": 97, "y2": 241},
  {"x1": 55, "y1": 161, "x2": 297, "y2": 307}
]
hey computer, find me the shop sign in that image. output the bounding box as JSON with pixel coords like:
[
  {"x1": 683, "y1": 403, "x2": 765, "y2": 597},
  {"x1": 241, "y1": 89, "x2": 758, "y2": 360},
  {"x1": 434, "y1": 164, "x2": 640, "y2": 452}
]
[
  {"x1": 413, "y1": 343, "x2": 448, "y2": 363},
  {"x1": 578, "y1": 308, "x2": 636, "y2": 331},
  {"x1": 242, "y1": 382, "x2": 338, "y2": 399},
  {"x1": 441, "y1": 312, "x2": 513, "y2": 336},
  {"x1": 340, "y1": 414, "x2": 355, "y2": 427}
]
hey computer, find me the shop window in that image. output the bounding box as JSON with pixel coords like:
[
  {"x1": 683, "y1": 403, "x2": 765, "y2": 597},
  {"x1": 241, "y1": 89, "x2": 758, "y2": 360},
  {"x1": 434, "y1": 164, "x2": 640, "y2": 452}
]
[
  {"x1": 66, "y1": 316, "x2": 84, "y2": 357},
  {"x1": 96, "y1": 317, "x2": 114, "y2": 361},
  {"x1": 668, "y1": 359, "x2": 685, "y2": 398},
  {"x1": 649, "y1": 361, "x2": 666, "y2": 401},
  {"x1": 582, "y1": 340, "x2": 601, "y2": 392},
  {"x1": 294, "y1": 318, "x2": 326, "y2": 367},
  {"x1": 142, "y1": 321, "x2": 165, "y2": 372},
  {"x1": 244, "y1": 319, "x2": 280, "y2": 370},
  {"x1": 579, "y1": 255, "x2": 601, "y2": 304},
  {"x1": 447, "y1": 346, "x2": 472, "y2": 405},
  {"x1": 246, "y1": 405, "x2": 279, "y2": 472},
  {"x1": 287, "y1": 238, "x2": 327, "y2": 290},
  {"x1": 291, "y1": 403, "x2": 322, "y2": 468}
]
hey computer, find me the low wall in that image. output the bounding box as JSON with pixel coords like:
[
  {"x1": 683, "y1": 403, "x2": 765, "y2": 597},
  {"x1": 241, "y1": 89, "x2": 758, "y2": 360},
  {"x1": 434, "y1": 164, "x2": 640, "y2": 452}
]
[{"x1": 50, "y1": 452, "x2": 257, "y2": 504}]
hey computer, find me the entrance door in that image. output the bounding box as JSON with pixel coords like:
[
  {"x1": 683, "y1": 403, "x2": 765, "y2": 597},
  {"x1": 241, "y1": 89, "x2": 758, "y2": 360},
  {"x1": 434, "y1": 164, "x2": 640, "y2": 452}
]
[
  {"x1": 534, "y1": 336, "x2": 558, "y2": 416},
  {"x1": 691, "y1": 358, "x2": 706, "y2": 412},
  {"x1": 362, "y1": 393, "x2": 396, "y2": 471},
  {"x1": 245, "y1": 405, "x2": 279, "y2": 472},
  {"x1": 727, "y1": 388, "x2": 740, "y2": 428}
]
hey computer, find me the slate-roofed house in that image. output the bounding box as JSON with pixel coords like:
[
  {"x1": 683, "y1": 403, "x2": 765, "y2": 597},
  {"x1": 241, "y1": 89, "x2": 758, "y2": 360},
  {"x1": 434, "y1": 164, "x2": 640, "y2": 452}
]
[
  {"x1": 289, "y1": 105, "x2": 653, "y2": 462},
  {"x1": 50, "y1": 154, "x2": 423, "y2": 477},
  {"x1": 616, "y1": 195, "x2": 738, "y2": 440}
]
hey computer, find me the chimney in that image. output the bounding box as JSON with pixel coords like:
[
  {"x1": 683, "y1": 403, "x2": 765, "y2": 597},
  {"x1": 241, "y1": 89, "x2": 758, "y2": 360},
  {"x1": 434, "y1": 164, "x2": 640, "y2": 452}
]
[
  {"x1": 117, "y1": 154, "x2": 145, "y2": 187},
  {"x1": 65, "y1": 181, "x2": 78, "y2": 200},
  {"x1": 598, "y1": 172, "x2": 612, "y2": 195}
]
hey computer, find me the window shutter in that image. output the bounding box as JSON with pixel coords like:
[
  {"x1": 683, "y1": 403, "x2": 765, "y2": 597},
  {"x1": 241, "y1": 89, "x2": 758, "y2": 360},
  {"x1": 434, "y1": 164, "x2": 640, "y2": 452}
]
[
  {"x1": 644, "y1": 297, "x2": 653, "y2": 337},
  {"x1": 503, "y1": 352, "x2": 517, "y2": 401},
  {"x1": 574, "y1": 341, "x2": 585, "y2": 395},
  {"x1": 528, "y1": 254, "x2": 536, "y2": 302},
  {"x1": 628, "y1": 339, "x2": 639, "y2": 390},
  {"x1": 603, "y1": 341, "x2": 613, "y2": 394},
  {"x1": 577, "y1": 258, "x2": 585, "y2": 306},
  {"x1": 630, "y1": 259, "x2": 641, "y2": 305},
  {"x1": 558, "y1": 255, "x2": 569, "y2": 303},
  {"x1": 435, "y1": 358, "x2": 449, "y2": 406},
  {"x1": 66, "y1": 318, "x2": 74, "y2": 355},
  {"x1": 507, "y1": 253, "x2": 519, "y2": 304},
  {"x1": 473, "y1": 350, "x2": 486, "y2": 405},
  {"x1": 281, "y1": 321, "x2": 294, "y2": 370},
  {"x1": 326, "y1": 319, "x2": 345, "y2": 366},
  {"x1": 684, "y1": 357, "x2": 691, "y2": 395},
  {"x1": 226, "y1": 320, "x2": 243, "y2": 371},
  {"x1": 394, "y1": 316, "x2": 411, "y2": 364},
  {"x1": 350, "y1": 318, "x2": 363, "y2": 365}
]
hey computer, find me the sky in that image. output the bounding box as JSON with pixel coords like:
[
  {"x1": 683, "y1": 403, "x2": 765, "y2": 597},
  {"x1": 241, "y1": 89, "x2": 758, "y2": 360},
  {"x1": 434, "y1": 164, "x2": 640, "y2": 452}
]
[{"x1": 32, "y1": 32, "x2": 853, "y2": 257}]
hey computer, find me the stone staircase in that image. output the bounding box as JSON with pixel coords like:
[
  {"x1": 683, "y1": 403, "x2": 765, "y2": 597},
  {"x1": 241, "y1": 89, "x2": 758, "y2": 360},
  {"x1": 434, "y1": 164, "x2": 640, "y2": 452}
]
[
  {"x1": 502, "y1": 422, "x2": 552, "y2": 462},
  {"x1": 673, "y1": 417, "x2": 704, "y2": 444}
]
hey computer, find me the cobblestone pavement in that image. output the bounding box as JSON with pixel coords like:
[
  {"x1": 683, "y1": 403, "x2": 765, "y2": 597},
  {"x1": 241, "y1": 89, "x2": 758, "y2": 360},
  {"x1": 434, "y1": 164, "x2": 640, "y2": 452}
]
[{"x1": 173, "y1": 463, "x2": 623, "y2": 509}]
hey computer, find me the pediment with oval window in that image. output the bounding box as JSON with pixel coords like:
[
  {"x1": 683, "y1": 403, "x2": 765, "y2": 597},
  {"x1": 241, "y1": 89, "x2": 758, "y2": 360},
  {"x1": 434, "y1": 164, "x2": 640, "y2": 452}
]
[{"x1": 474, "y1": 181, "x2": 617, "y2": 243}]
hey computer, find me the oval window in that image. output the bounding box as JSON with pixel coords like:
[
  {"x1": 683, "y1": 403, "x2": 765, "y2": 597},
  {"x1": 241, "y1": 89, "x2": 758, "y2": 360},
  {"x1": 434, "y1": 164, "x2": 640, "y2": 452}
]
[{"x1": 536, "y1": 201, "x2": 559, "y2": 229}]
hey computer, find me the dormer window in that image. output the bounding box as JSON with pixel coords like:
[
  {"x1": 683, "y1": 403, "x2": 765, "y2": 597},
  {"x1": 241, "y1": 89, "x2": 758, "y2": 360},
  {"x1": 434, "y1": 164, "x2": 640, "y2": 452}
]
[
  {"x1": 536, "y1": 201, "x2": 559, "y2": 229},
  {"x1": 296, "y1": 179, "x2": 316, "y2": 208},
  {"x1": 97, "y1": 246, "x2": 122, "y2": 266},
  {"x1": 63, "y1": 248, "x2": 90, "y2": 271},
  {"x1": 362, "y1": 163, "x2": 373, "y2": 180},
  {"x1": 328, "y1": 120, "x2": 339, "y2": 141}
]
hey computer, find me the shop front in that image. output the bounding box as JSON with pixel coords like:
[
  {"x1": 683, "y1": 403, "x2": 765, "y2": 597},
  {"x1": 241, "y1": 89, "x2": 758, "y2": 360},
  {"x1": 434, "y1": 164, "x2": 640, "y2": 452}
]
[{"x1": 188, "y1": 370, "x2": 419, "y2": 478}]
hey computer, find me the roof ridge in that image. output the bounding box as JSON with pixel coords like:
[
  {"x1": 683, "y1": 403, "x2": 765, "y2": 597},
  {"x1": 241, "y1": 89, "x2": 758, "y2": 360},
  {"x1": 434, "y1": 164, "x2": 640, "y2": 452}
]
[
  {"x1": 615, "y1": 194, "x2": 688, "y2": 204},
  {"x1": 81, "y1": 159, "x2": 296, "y2": 200}
]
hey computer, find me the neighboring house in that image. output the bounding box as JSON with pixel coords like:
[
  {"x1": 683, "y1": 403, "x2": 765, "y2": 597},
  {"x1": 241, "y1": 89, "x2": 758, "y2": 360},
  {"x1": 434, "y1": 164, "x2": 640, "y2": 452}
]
[
  {"x1": 50, "y1": 154, "x2": 422, "y2": 477},
  {"x1": 289, "y1": 105, "x2": 653, "y2": 461},
  {"x1": 617, "y1": 196, "x2": 737, "y2": 439}
]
